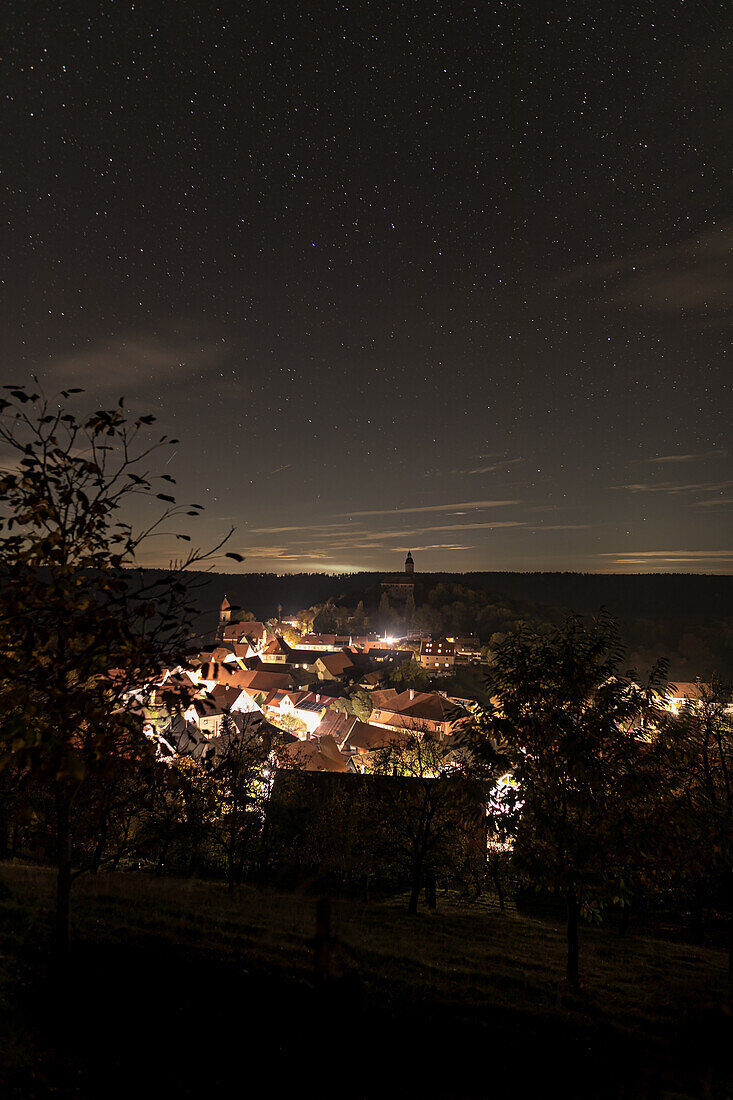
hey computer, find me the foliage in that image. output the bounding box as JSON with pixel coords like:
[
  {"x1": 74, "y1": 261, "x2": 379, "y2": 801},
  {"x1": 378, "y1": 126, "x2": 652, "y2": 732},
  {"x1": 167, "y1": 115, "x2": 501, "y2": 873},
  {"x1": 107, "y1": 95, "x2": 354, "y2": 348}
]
[
  {"x1": 386, "y1": 658, "x2": 430, "y2": 692},
  {"x1": 332, "y1": 687, "x2": 373, "y2": 722},
  {"x1": 0, "y1": 384, "x2": 227, "y2": 955},
  {"x1": 476, "y1": 611, "x2": 669, "y2": 988},
  {"x1": 369, "y1": 731, "x2": 488, "y2": 912},
  {"x1": 653, "y1": 679, "x2": 733, "y2": 962}
]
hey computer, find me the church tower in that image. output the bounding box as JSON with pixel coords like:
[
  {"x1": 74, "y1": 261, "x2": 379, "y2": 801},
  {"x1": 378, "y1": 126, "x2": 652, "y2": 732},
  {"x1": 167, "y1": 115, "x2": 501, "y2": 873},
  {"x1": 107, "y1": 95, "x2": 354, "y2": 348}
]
[
  {"x1": 216, "y1": 595, "x2": 232, "y2": 642},
  {"x1": 405, "y1": 550, "x2": 414, "y2": 575}
]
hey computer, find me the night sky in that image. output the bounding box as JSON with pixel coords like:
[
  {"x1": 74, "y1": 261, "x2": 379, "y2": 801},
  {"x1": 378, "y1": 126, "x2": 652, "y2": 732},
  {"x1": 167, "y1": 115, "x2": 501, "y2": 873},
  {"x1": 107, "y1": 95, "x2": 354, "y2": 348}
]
[{"x1": 3, "y1": 1, "x2": 731, "y2": 574}]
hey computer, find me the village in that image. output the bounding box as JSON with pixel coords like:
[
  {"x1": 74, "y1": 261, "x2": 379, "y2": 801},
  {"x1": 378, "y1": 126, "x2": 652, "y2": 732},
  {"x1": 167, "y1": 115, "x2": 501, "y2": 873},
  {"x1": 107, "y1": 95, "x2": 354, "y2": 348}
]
[
  {"x1": 134, "y1": 553, "x2": 718, "y2": 782},
  {"x1": 143, "y1": 565, "x2": 482, "y2": 776}
]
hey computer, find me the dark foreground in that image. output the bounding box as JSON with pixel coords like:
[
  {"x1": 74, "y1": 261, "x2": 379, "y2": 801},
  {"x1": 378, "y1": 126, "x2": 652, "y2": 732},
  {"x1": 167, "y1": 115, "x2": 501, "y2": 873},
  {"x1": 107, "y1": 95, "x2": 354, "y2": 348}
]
[{"x1": 1, "y1": 865, "x2": 731, "y2": 1099}]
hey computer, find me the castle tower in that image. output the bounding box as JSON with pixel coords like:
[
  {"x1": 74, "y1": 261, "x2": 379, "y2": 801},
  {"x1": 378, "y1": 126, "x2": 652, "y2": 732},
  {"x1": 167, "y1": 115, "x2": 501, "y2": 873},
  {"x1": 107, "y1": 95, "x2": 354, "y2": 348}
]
[{"x1": 405, "y1": 550, "x2": 414, "y2": 576}]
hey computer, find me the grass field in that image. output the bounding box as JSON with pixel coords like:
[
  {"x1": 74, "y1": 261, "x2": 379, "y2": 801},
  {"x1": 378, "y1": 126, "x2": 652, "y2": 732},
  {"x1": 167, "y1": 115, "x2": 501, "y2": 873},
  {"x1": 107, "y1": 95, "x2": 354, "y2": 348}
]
[{"x1": 0, "y1": 863, "x2": 731, "y2": 1098}]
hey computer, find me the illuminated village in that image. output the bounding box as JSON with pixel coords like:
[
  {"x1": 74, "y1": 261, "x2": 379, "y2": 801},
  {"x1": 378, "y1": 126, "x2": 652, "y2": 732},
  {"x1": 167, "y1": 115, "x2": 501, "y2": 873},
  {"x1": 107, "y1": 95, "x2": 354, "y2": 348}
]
[
  {"x1": 135, "y1": 552, "x2": 725, "y2": 780},
  {"x1": 144, "y1": 554, "x2": 482, "y2": 775}
]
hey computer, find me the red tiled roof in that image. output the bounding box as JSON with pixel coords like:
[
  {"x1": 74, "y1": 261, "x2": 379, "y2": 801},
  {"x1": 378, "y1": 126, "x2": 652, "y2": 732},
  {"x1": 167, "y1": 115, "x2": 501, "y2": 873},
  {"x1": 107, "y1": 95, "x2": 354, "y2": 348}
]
[
  {"x1": 344, "y1": 722, "x2": 412, "y2": 753},
  {"x1": 237, "y1": 669, "x2": 294, "y2": 693},
  {"x1": 277, "y1": 734, "x2": 348, "y2": 773},
  {"x1": 315, "y1": 652, "x2": 354, "y2": 676},
  {"x1": 669, "y1": 681, "x2": 708, "y2": 700},
  {"x1": 222, "y1": 621, "x2": 266, "y2": 643}
]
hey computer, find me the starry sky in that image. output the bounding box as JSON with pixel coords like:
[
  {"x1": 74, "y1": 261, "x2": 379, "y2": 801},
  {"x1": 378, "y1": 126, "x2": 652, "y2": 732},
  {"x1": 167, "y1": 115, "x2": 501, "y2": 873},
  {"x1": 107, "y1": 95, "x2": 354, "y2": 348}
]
[{"x1": 3, "y1": 1, "x2": 731, "y2": 574}]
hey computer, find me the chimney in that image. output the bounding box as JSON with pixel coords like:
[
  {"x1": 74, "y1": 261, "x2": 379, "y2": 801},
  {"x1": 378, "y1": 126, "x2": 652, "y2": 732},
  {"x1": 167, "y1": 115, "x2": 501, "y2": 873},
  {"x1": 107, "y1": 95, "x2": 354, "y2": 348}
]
[{"x1": 409, "y1": 688, "x2": 415, "y2": 701}]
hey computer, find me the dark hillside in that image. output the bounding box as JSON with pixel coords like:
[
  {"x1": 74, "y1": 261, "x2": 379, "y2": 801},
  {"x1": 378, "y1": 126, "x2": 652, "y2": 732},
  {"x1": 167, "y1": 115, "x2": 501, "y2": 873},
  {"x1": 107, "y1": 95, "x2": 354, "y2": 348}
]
[{"x1": 154, "y1": 569, "x2": 732, "y2": 623}]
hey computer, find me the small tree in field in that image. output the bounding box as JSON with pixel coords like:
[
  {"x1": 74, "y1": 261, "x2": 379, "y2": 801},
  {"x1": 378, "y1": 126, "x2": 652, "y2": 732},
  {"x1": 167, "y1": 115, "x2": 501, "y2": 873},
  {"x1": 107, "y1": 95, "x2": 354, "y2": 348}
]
[
  {"x1": 0, "y1": 383, "x2": 235, "y2": 959},
  {"x1": 658, "y1": 679, "x2": 733, "y2": 983},
  {"x1": 213, "y1": 711, "x2": 271, "y2": 891},
  {"x1": 370, "y1": 730, "x2": 486, "y2": 913},
  {"x1": 479, "y1": 613, "x2": 667, "y2": 990}
]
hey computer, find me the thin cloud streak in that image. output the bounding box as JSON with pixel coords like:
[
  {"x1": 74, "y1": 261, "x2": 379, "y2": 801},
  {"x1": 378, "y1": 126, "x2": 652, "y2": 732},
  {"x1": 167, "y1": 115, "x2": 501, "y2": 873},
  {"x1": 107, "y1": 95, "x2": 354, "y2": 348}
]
[
  {"x1": 453, "y1": 457, "x2": 525, "y2": 476},
  {"x1": 598, "y1": 550, "x2": 733, "y2": 559},
  {"x1": 342, "y1": 499, "x2": 519, "y2": 518},
  {"x1": 647, "y1": 449, "x2": 727, "y2": 464},
  {"x1": 613, "y1": 480, "x2": 733, "y2": 495},
  {"x1": 246, "y1": 519, "x2": 525, "y2": 551},
  {"x1": 248, "y1": 522, "x2": 354, "y2": 535}
]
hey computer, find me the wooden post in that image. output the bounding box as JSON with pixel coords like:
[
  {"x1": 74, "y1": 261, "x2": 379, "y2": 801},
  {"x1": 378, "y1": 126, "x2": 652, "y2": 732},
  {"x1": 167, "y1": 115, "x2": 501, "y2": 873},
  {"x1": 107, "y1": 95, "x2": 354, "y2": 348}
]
[
  {"x1": 314, "y1": 897, "x2": 332, "y2": 983},
  {"x1": 425, "y1": 872, "x2": 437, "y2": 911}
]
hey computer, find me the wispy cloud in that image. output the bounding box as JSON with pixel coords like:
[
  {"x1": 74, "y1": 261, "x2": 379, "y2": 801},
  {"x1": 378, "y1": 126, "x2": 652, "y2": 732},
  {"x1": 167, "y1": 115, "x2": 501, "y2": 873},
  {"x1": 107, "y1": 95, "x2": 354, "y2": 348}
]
[
  {"x1": 559, "y1": 218, "x2": 733, "y2": 313},
  {"x1": 247, "y1": 518, "x2": 525, "y2": 547},
  {"x1": 613, "y1": 480, "x2": 733, "y2": 496},
  {"x1": 526, "y1": 524, "x2": 591, "y2": 531},
  {"x1": 454, "y1": 457, "x2": 525, "y2": 476},
  {"x1": 598, "y1": 550, "x2": 733, "y2": 567},
  {"x1": 342, "y1": 499, "x2": 519, "y2": 518},
  {"x1": 335, "y1": 520, "x2": 524, "y2": 539},
  {"x1": 647, "y1": 449, "x2": 727, "y2": 464},
  {"x1": 248, "y1": 521, "x2": 352, "y2": 535},
  {"x1": 37, "y1": 333, "x2": 224, "y2": 396},
  {"x1": 690, "y1": 497, "x2": 733, "y2": 508}
]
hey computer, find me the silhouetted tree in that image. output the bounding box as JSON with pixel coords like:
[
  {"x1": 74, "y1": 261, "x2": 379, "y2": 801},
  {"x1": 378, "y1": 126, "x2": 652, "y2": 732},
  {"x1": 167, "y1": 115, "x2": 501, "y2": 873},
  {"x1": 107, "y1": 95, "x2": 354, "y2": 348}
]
[
  {"x1": 213, "y1": 711, "x2": 270, "y2": 891},
  {"x1": 658, "y1": 678, "x2": 733, "y2": 982},
  {"x1": 332, "y1": 688, "x2": 373, "y2": 722},
  {"x1": 0, "y1": 383, "x2": 232, "y2": 959},
  {"x1": 370, "y1": 730, "x2": 486, "y2": 913},
  {"x1": 479, "y1": 612, "x2": 667, "y2": 989}
]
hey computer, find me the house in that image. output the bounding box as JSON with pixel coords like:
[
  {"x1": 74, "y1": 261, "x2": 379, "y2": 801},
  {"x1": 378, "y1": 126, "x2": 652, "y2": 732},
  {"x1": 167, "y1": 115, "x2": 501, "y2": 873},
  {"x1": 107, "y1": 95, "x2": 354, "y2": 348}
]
[
  {"x1": 260, "y1": 635, "x2": 293, "y2": 663},
  {"x1": 419, "y1": 639, "x2": 456, "y2": 672},
  {"x1": 221, "y1": 620, "x2": 267, "y2": 648},
  {"x1": 193, "y1": 661, "x2": 246, "y2": 692},
  {"x1": 349, "y1": 635, "x2": 383, "y2": 651},
  {"x1": 277, "y1": 734, "x2": 350, "y2": 773},
  {"x1": 149, "y1": 669, "x2": 199, "y2": 709},
  {"x1": 299, "y1": 633, "x2": 339, "y2": 650},
  {"x1": 229, "y1": 687, "x2": 264, "y2": 715},
  {"x1": 359, "y1": 669, "x2": 387, "y2": 688},
  {"x1": 265, "y1": 690, "x2": 336, "y2": 735},
  {"x1": 313, "y1": 709, "x2": 362, "y2": 746},
  {"x1": 236, "y1": 668, "x2": 294, "y2": 691},
  {"x1": 666, "y1": 681, "x2": 733, "y2": 716},
  {"x1": 312, "y1": 651, "x2": 355, "y2": 681},
  {"x1": 370, "y1": 689, "x2": 470, "y2": 741},
  {"x1": 234, "y1": 668, "x2": 295, "y2": 708},
  {"x1": 285, "y1": 648, "x2": 332, "y2": 669},
  {"x1": 163, "y1": 709, "x2": 282, "y2": 764},
  {"x1": 361, "y1": 646, "x2": 401, "y2": 662},
  {"x1": 184, "y1": 695, "x2": 227, "y2": 736},
  {"x1": 183, "y1": 681, "x2": 264, "y2": 735},
  {"x1": 341, "y1": 721, "x2": 413, "y2": 758},
  {"x1": 448, "y1": 636, "x2": 482, "y2": 663},
  {"x1": 311, "y1": 709, "x2": 400, "y2": 755}
]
